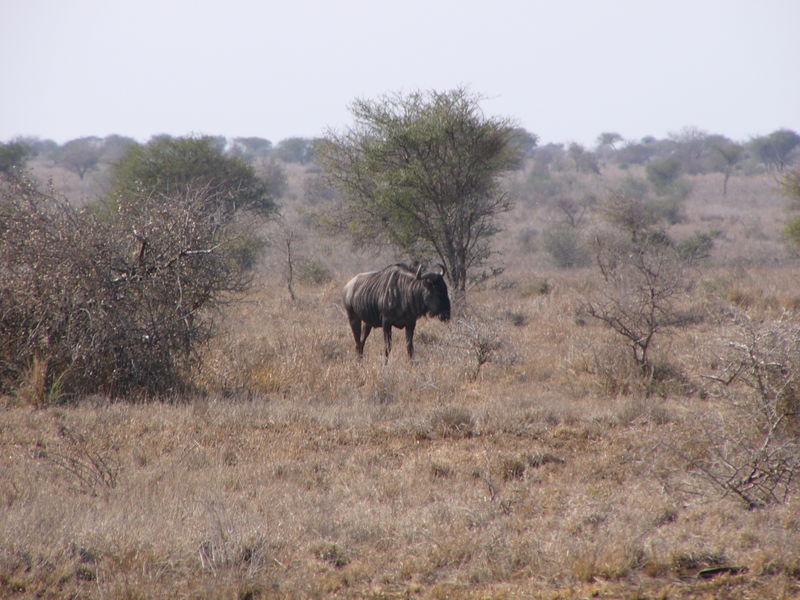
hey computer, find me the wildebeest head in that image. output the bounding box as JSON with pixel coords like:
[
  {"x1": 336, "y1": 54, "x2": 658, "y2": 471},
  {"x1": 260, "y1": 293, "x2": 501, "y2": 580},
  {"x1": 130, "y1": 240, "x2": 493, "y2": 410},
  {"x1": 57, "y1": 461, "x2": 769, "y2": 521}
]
[{"x1": 415, "y1": 264, "x2": 451, "y2": 322}]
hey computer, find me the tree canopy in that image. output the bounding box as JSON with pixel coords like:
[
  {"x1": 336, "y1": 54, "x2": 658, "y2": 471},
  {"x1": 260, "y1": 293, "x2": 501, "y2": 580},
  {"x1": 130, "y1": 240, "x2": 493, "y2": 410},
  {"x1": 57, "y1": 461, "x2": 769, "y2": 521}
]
[
  {"x1": 749, "y1": 129, "x2": 800, "y2": 171},
  {"x1": 56, "y1": 136, "x2": 104, "y2": 179},
  {"x1": 317, "y1": 87, "x2": 523, "y2": 305},
  {"x1": 109, "y1": 135, "x2": 280, "y2": 217},
  {"x1": 0, "y1": 141, "x2": 31, "y2": 175}
]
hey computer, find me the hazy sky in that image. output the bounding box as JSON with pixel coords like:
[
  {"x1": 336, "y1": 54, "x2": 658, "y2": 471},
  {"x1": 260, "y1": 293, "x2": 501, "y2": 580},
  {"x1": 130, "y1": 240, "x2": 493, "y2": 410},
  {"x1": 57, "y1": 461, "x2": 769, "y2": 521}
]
[{"x1": 2, "y1": 0, "x2": 798, "y2": 147}]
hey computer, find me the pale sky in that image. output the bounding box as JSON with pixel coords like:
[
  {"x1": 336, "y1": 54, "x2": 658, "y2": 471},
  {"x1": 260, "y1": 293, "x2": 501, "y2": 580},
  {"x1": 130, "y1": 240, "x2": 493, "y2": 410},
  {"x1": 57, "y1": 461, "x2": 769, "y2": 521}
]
[{"x1": 2, "y1": 0, "x2": 798, "y2": 147}]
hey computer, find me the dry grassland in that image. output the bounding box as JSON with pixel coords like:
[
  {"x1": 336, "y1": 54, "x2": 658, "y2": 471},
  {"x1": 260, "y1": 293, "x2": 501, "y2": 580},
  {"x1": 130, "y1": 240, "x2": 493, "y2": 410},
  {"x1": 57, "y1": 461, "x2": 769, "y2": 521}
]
[{"x1": 2, "y1": 169, "x2": 800, "y2": 599}]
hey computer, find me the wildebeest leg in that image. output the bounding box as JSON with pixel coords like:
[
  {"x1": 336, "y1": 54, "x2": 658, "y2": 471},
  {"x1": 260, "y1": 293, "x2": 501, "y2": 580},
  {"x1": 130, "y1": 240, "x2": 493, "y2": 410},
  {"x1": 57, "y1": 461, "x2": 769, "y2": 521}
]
[
  {"x1": 382, "y1": 323, "x2": 392, "y2": 361},
  {"x1": 348, "y1": 312, "x2": 364, "y2": 356},
  {"x1": 360, "y1": 324, "x2": 372, "y2": 354},
  {"x1": 405, "y1": 322, "x2": 416, "y2": 359}
]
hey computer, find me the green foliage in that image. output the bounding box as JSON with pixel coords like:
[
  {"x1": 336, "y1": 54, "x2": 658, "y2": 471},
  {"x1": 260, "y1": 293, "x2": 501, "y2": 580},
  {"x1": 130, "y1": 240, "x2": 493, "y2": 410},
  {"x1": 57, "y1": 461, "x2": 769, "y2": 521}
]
[
  {"x1": 56, "y1": 136, "x2": 104, "y2": 179},
  {"x1": 677, "y1": 232, "x2": 717, "y2": 265},
  {"x1": 614, "y1": 140, "x2": 656, "y2": 165},
  {"x1": 781, "y1": 167, "x2": 800, "y2": 250},
  {"x1": 524, "y1": 172, "x2": 564, "y2": 203},
  {"x1": 781, "y1": 166, "x2": 800, "y2": 205},
  {"x1": 296, "y1": 258, "x2": 333, "y2": 284},
  {"x1": 509, "y1": 128, "x2": 539, "y2": 158},
  {"x1": 12, "y1": 136, "x2": 58, "y2": 160},
  {"x1": 646, "y1": 156, "x2": 682, "y2": 195},
  {"x1": 229, "y1": 136, "x2": 273, "y2": 161},
  {"x1": 274, "y1": 137, "x2": 315, "y2": 163},
  {"x1": 99, "y1": 134, "x2": 138, "y2": 164},
  {"x1": 600, "y1": 179, "x2": 659, "y2": 239},
  {"x1": 706, "y1": 136, "x2": 743, "y2": 195},
  {"x1": 0, "y1": 141, "x2": 31, "y2": 175},
  {"x1": 783, "y1": 216, "x2": 800, "y2": 250},
  {"x1": 749, "y1": 129, "x2": 800, "y2": 171},
  {"x1": 567, "y1": 143, "x2": 600, "y2": 174},
  {"x1": 109, "y1": 136, "x2": 280, "y2": 217},
  {"x1": 318, "y1": 87, "x2": 521, "y2": 298},
  {"x1": 542, "y1": 227, "x2": 590, "y2": 268},
  {"x1": 596, "y1": 132, "x2": 623, "y2": 150},
  {"x1": 641, "y1": 158, "x2": 691, "y2": 221},
  {"x1": 651, "y1": 193, "x2": 688, "y2": 225},
  {"x1": 709, "y1": 136, "x2": 743, "y2": 170}
]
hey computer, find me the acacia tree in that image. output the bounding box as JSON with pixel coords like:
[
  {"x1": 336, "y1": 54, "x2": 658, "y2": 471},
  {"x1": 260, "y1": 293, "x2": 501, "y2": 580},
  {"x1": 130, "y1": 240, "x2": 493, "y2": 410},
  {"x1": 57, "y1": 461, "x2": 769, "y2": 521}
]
[
  {"x1": 317, "y1": 88, "x2": 523, "y2": 307},
  {"x1": 749, "y1": 129, "x2": 800, "y2": 171},
  {"x1": 709, "y1": 136, "x2": 743, "y2": 196},
  {"x1": 57, "y1": 136, "x2": 104, "y2": 179}
]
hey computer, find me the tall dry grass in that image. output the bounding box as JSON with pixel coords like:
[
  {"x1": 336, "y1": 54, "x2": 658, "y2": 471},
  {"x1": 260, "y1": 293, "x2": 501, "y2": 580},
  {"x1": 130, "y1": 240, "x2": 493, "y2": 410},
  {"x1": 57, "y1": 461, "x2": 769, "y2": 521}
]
[
  {"x1": 3, "y1": 166, "x2": 800, "y2": 598},
  {"x1": 4, "y1": 262, "x2": 800, "y2": 598}
]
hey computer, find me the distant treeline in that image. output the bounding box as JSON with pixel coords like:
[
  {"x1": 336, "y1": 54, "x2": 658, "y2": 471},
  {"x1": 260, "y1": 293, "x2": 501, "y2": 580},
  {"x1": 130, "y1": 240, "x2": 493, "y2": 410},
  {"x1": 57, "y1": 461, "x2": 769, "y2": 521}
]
[
  {"x1": 1, "y1": 127, "x2": 799, "y2": 180},
  {"x1": 0, "y1": 134, "x2": 317, "y2": 179}
]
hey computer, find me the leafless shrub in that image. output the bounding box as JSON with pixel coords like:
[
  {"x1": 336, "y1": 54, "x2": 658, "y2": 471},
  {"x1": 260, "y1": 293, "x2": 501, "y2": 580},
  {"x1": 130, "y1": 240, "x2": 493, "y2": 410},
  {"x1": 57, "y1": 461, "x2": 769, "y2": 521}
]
[
  {"x1": 694, "y1": 313, "x2": 800, "y2": 508},
  {"x1": 34, "y1": 425, "x2": 119, "y2": 496},
  {"x1": 0, "y1": 173, "x2": 253, "y2": 398},
  {"x1": 447, "y1": 313, "x2": 515, "y2": 380},
  {"x1": 581, "y1": 227, "x2": 694, "y2": 381}
]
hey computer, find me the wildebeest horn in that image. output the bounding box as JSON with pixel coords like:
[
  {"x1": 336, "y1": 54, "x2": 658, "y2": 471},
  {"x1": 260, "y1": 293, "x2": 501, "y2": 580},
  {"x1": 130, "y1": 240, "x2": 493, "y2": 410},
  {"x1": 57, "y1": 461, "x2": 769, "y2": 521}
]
[
  {"x1": 415, "y1": 264, "x2": 424, "y2": 279},
  {"x1": 437, "y1": 263, "x2": 446, "y2": 277}
]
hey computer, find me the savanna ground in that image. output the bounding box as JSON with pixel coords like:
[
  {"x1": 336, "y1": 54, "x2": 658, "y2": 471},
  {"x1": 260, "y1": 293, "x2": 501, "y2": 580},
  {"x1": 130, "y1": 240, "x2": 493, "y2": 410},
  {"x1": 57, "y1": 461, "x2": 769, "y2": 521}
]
[{"x1": 3, "y1": 161, "x2": 800, "y2": 599}]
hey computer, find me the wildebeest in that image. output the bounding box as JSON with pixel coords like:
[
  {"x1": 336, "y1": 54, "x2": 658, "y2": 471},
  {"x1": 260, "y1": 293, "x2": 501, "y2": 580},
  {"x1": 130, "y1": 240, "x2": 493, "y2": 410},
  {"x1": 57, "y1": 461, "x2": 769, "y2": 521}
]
[{"x1": 343, "y1": 263, "x2": 451, "y2": 360}]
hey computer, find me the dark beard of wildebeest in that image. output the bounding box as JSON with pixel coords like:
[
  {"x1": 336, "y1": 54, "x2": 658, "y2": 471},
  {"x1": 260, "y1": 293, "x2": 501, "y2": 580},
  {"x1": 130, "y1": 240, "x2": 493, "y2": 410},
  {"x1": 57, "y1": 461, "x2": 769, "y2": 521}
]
[{"x1": 343, "y1": 263, "x2": 451, "y2": 360}]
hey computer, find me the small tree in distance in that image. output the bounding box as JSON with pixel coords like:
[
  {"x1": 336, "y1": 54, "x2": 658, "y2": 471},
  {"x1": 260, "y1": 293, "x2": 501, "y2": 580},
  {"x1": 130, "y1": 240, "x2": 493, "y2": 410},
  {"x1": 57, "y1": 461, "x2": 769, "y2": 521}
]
[
  {"x1": 582, "y1": 191, "x2": 694, "y2": 384},
  {"x1": 781, "y1": 165, "x2": 800, "y2": 249},
  {"x1": 56, "y1": 136, "x2": 104, "y2": 179},
  {"x1": 109, "y1": 136, "x2": 280, "y2": 217},
  {"x1": 0, "y1": 141, "x2": 31, "y2": 175},
  {"x1": 709, "y1": 136, "x2": 743, "y2": 196},
  {"x1": 317, "y1": 87, "x2": 523, "y2": 308},
  {"x1": 749, "y1": 129, "x2": 800, "y2": 172}
]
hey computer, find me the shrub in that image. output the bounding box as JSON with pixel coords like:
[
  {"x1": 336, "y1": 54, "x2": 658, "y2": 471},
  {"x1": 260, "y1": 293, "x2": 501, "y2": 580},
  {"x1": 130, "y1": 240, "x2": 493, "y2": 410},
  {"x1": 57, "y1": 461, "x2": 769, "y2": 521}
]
[
  {"x1": 646, "y1": 156, "x2": 682, "y2": 195},
  {"x1": 677, "y1": 232, "x2": 717, "y2": 265},
  {"x1": 694, "y1": 313, "x2": 800, "y2": 508},
  {"x1": 0, "y1": 141, "x2": 31, "y2": 175},
  {"x1": 296, "y1": 258, "x2": 333, "y2": 285},
  {"x1": 582, "y1": 228, "x2": 692, "y2": 380},
  {"x1": 542, "y1": 227, "x2": 590, "y2": 268},
  {"x1": 447, "y1": 313, "x2": 515, "y2": 380},
  {"x1": 0, "y1": 174, "x2": 253, "y2": 398}
]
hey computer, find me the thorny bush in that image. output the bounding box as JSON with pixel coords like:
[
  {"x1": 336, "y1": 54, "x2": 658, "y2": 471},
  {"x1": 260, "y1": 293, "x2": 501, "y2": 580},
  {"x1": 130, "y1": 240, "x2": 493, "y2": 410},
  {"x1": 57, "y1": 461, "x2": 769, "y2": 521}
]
[
  {"x1": 0, "y1": 173, "x2": 253, "y2": 400},
  {"x1": 696, "y1": 312, "x2": 800, "y2": 508}
]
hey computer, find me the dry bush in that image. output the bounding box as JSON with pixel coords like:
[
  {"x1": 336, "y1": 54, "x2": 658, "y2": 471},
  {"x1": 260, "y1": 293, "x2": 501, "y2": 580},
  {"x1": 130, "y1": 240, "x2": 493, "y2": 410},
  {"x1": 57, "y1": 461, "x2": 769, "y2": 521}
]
[
  {"x1": 691, "y1": 312, "x2": 800, "y2": 508},
  {"x1": 444, "y1": 311, "x2": 516, "y2": 380},
  {"x1": 581, "y1": 226, "x2": 695, "y2": 382},
  {"x1": 34, "y1": 425, "x2": 120, "y2": 497},
  {"x1": 0, "y1": 173, "x2": 252, "y2": 399}
]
